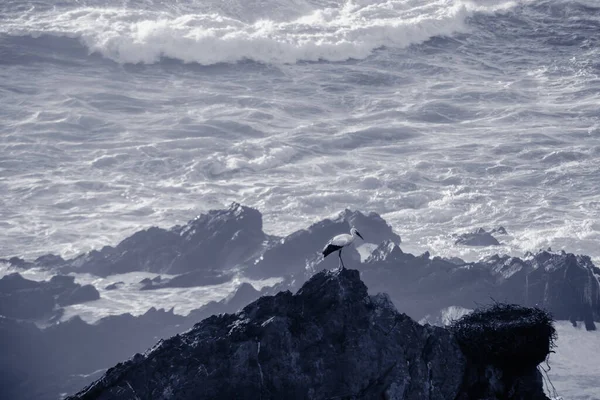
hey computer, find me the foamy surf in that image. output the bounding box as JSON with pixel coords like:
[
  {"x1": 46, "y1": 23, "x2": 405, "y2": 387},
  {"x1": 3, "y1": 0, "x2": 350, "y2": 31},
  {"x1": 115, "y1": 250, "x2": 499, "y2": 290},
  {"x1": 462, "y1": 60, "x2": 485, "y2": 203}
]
[{"x1": 1, "y1": 0, "x2": 520, "y2": 65}]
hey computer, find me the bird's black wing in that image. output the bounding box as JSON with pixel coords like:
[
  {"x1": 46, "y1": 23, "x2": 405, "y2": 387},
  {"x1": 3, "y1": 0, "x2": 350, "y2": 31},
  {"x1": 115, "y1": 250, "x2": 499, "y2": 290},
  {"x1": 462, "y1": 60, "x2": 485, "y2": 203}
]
[{"x1": 322, "y1": 244, "x2": 343, "y2": 258}]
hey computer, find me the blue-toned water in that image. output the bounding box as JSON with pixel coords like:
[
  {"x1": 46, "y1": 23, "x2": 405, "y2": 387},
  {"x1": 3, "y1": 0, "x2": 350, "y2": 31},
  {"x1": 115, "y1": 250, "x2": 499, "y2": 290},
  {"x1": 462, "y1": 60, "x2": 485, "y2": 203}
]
[
  {"x1": 2, "y1": 0, "x2": 599, "y2": 263},
  {"x1": 1, "y1": 1, "x2": 600, "y2": 397}
]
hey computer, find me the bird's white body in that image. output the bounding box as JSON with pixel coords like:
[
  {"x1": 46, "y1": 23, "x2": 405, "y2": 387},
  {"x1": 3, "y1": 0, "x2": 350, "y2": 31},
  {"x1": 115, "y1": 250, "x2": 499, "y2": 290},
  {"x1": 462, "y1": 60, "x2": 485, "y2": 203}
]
[
  {"x1": 322, "y1": 227, "x2": 364, "y2": 270},
  {"x1": 328, "y1": 232, "x2": 357, "y2": 248}
]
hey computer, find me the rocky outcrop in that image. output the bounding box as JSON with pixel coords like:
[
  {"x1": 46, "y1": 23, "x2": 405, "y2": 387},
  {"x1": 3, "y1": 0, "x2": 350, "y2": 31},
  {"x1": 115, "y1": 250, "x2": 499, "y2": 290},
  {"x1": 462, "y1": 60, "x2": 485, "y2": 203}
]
[
  {"x1": 359, "y1": 243, "x2": 600, "y2": 330},
  {"x1": 64, "y1": 203, "x2": 266, "y2": 276},
  {"x1": 247, "y1": 208, "x2": 401, "y2": 278},
  {"x1": 0, "y1": 307, "x2": 192, "y2": 400},
  {"x1": 18, "y1": 205, "x2": 400, "y2": 280},
  {"x1": 69, "y1": 269, "x2": 465, "y2": 400},
  {"x1": 0, "y1": 279, "x2": 273, "y2": 400},
  {"x1": 104, "y1": 282, "x2": 124, "y2": 290},
  {"x1": 0, "y1": 273, "x2": 99, "y2": 320},
  {"x1": 68, "y1": 269, "x2": 553, "y2": 400}
]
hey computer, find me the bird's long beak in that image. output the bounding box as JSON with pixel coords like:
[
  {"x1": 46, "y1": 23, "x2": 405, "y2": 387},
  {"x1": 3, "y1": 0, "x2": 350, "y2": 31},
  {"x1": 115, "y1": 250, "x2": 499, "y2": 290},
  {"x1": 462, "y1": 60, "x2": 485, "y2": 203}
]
[{"x1": 357, "y1": 232, "x2": 364, "y2": 240}]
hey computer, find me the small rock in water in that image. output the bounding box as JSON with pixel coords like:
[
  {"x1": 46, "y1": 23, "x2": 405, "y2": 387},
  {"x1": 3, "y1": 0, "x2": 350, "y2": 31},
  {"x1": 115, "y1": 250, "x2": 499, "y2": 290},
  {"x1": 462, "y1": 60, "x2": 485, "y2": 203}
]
[
  {"x1": 104, "y1": 281, "x2": 124, "y2": 291},
  {"x1": 491, "y1": 226, "x2": 508, "y2": 235},
  {"x1": 454, "y1": 228, "x2": 500, "y2": 246}
]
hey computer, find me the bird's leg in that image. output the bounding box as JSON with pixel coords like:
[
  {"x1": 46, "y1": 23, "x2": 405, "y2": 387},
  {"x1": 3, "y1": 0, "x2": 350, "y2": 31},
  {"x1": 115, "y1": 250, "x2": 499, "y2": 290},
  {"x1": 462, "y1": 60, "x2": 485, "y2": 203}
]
[{"x1": 338, "y1": 249, "x2": 345, "y2": 270}]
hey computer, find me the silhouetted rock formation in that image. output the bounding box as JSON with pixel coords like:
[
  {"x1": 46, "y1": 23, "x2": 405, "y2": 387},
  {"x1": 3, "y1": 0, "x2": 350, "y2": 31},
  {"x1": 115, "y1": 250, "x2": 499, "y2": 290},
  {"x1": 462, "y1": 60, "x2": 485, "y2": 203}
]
[
  {"x1": 65, "y1": 203, "x2": 266, "y2": 276},
  {"x1": 359, "y1": 243, "x2": 600, "y2": 330},
  {"x1": 0, "y1": 254, "x2": 67, "y2": 270},
  {"x1": 69, "y1": 269, "x2": 465, "y2": 400},
  {"x1": 22, "y1": 205, "x2": 400, "y2": 281},
  {"x1": 0, "y1": 307, "x2": 191, "y2": 400},
  {"x1": 2, "y1": 205, "x2": 598, "y2": 399},
  {"x1": 454, "y1": 228, "x2": 501, "y2": 246},
  {"x1": 0, "y1": 273, "x2": 99, "y2": 320},
  {"x1": 68, "y1": 269, "x2": 552, "y2": 400},
  {"x1": 248, "y1": 208, "x2": 401, "y2": 278}
]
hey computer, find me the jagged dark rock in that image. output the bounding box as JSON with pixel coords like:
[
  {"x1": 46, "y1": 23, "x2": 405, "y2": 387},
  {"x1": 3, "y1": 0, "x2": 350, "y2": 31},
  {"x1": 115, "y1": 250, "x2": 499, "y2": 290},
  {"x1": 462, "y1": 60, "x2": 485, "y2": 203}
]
[
  {"x1": 0, "y1": 307, "x2": 193, "y2": 400},
  {"x1": 454, "y1": 228, "x2": 501, "y2": 246},
  {"x1": 68, "y1": 269, "x2": 464, "y2": 400},
  {"x1": 0, "y1": 273, "x2": 99, "y2": 320},
  {"x1": 359, "y1": 244, "x2": 600, "y2": 331},
  {"x1": 7, "y1": 256, "x2": 28, "y2": 268},
  {"x1": 67, "y1": 269, "x2": 553, "y2": 400},
  {"x1": 64, "y1": 203, "x2": 266, "y2": 276},
  {"x1": 3, "y1": 206, "x2": 598, "y2": 399},
  {"x1": 248, "y1": 209, "x2": 401, "y2": 278},
  {"x1": 525, "y1": 251, "x2": 599, "y2": 331}
]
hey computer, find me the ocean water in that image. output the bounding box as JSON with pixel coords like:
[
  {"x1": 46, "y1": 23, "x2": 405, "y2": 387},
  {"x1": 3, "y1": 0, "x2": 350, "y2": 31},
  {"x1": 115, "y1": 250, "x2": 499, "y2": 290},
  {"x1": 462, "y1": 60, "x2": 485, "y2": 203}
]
[
  {"x1": 1, "y1": 0, "x2": 599, "y2": 264},
  {"x1": 1, "y1": 4, "x2": 600, "y2": 397}
]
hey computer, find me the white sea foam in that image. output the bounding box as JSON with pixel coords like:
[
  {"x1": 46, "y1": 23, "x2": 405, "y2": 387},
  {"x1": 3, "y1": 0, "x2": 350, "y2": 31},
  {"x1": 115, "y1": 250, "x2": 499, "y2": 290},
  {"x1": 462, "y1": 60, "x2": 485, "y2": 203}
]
[
  {"x1": 1, "y1": 0, "x2": 599, "y2": 267},
  {"x1": 0, "y1": 0, "x2": 519, "y2": 65},
  {"x1": 59, "y1": 272, "x2": 283, "y2": 323}
]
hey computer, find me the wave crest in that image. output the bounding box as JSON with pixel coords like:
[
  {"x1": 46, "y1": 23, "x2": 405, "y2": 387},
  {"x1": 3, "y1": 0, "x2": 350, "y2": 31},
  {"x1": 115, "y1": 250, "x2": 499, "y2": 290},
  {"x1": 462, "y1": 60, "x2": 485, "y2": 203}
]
[{"x1": 1, "y1": 0, "x2": 518, "y2": 65}]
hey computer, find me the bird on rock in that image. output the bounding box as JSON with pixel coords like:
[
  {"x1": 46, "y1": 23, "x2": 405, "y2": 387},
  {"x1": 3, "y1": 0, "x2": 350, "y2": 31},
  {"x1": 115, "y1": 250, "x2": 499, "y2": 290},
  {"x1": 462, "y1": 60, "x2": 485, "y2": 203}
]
[{"x1": 322, "y1": 227, "x2": 364, "y2": 270}]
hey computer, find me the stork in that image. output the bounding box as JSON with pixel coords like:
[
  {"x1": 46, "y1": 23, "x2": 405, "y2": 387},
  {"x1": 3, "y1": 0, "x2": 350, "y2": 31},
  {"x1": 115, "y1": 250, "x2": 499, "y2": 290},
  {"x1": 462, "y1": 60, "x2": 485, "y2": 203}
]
[{"x1": 322, "y1": 227, "x2": 364, "y2": 270}]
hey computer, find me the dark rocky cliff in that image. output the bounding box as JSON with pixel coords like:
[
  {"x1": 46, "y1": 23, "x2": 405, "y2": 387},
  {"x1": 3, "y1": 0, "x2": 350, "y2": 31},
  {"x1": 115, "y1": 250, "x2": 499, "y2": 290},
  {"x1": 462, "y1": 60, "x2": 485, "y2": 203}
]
[
  {"x1": 358, "y1": 242, "x2": 600, "y2": 330},
  {"x1": 2, "y1": 204, "x2": 594, "y2": 399},
  {"x1": 68, "y1": 269, "x2": 552, "y2": 400}
]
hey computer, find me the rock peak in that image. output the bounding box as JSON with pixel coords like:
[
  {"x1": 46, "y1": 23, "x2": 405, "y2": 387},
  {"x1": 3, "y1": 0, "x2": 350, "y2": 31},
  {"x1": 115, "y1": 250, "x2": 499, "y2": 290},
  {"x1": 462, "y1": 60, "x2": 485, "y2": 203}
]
[
  {"x1": 296, "y1": 267, "x2": 368, "y2": 305},
  {"x1": 68, "y1": 267, "x2": 554, "y2": 400},
  {"x1": 68, "y1": 267, "x2": 464, "y2": 400}
]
